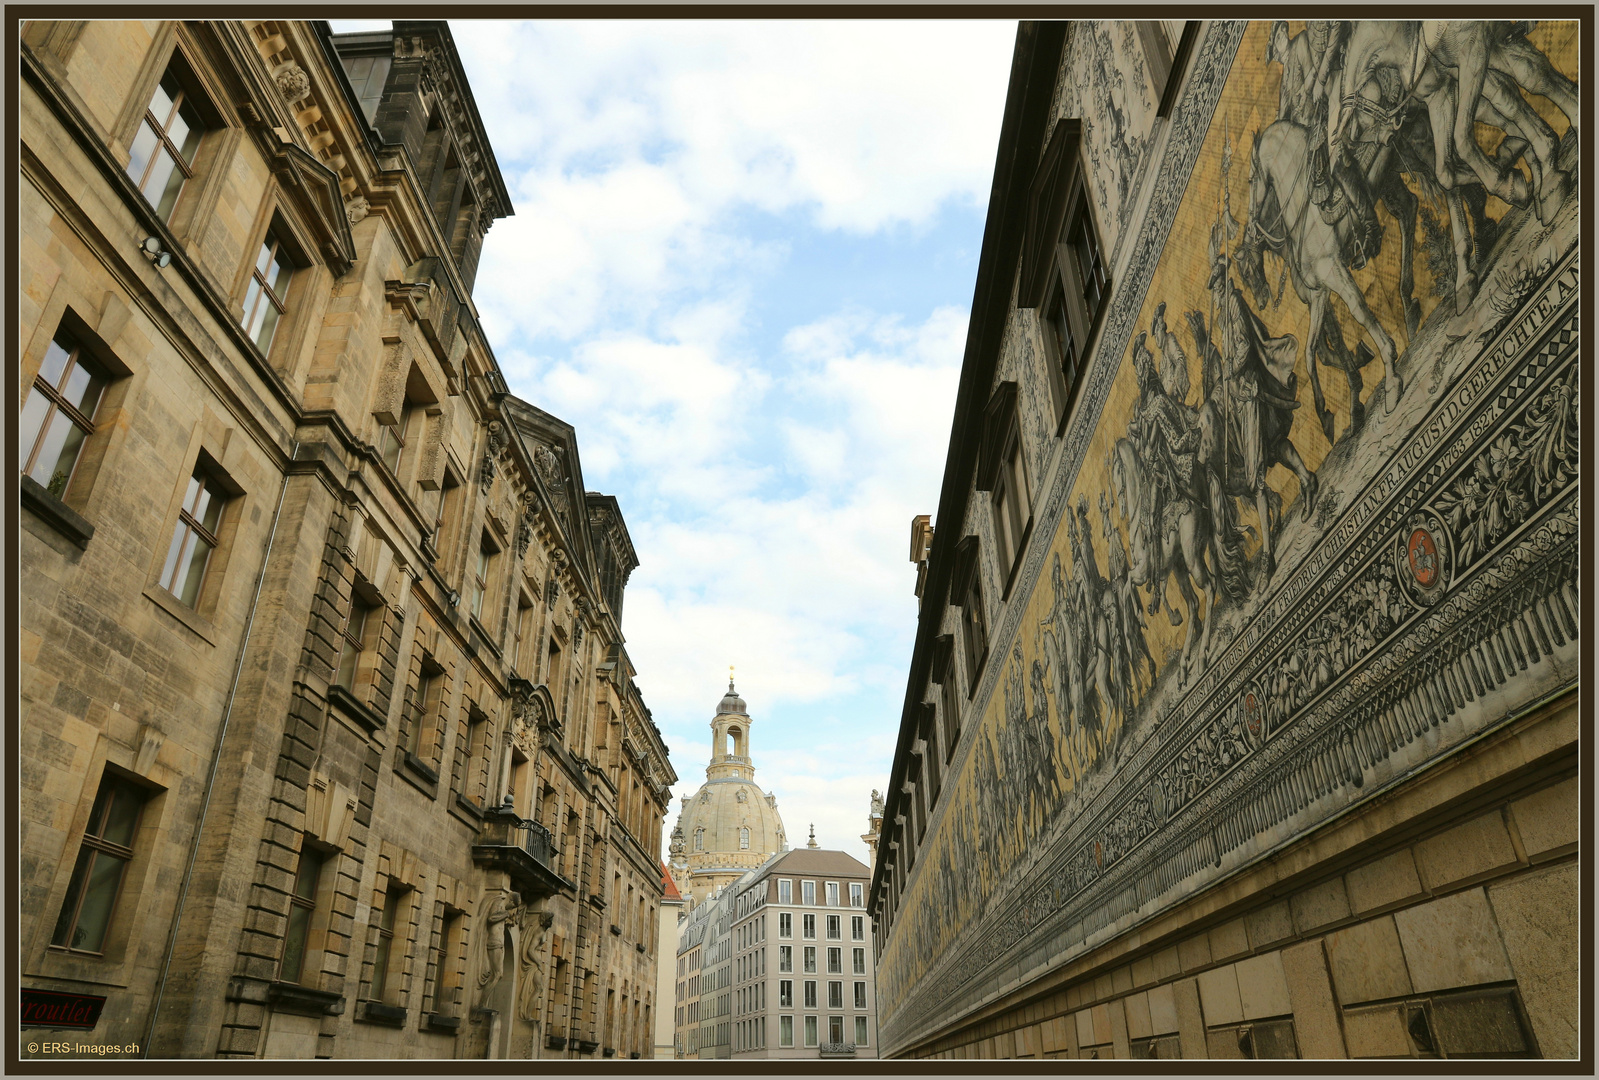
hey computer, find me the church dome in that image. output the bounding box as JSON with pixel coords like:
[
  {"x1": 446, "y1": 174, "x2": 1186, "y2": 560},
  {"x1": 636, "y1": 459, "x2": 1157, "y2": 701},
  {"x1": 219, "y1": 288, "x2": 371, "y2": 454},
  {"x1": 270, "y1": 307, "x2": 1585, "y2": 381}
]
[
  {"x1": 716, "y1": 681, "x2": 747, "y2": 717},
  {"x1": 668, "y1": 679, "x2": 788, "y2": 901}
]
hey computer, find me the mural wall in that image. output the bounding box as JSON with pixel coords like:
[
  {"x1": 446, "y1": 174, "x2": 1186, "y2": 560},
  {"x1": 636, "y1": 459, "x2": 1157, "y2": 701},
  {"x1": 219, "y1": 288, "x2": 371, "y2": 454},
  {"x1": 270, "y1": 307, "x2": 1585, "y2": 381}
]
[{"x1": 879, "y1": 19, "x2": 1579, "y2": 1047}]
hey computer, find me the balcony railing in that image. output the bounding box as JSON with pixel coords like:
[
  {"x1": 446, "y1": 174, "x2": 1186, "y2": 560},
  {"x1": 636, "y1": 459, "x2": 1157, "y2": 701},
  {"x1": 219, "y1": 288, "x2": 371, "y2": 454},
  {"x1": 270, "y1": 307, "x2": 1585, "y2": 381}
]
[
  {"x1": 818, "y1": 1042, "x2": 856, "y2": 1057},
  {"x1": 472, "y1": 801, "x2": 572, "y2": 899}
]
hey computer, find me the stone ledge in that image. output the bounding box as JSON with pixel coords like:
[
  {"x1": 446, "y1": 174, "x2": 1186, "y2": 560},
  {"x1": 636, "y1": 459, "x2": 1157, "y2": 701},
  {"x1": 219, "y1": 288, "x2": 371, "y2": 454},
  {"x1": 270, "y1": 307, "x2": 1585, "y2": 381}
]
[
  {"x1": 20, "y1": 474, "x2": 93, "y2": 549},
  {"x1": 357, "y1": 1000, "x2": 407, "y2": 1027}
]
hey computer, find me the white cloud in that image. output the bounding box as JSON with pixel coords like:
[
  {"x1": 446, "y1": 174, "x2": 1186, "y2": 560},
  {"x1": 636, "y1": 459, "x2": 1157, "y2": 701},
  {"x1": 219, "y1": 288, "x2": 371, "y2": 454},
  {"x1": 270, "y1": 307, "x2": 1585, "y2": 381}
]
[{"x1": 445, "y1": 19, "x2": 1016, "y2": 343}]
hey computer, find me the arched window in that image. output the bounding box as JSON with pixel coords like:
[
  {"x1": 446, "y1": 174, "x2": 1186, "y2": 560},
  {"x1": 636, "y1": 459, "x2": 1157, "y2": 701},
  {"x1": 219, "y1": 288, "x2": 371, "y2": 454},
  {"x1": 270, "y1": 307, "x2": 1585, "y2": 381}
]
[
  {"x1": 694, "y1": 827, "x2": 704, "y2": 852},
  {"x1": 740, "y1": 827, "x2": 750, "y2": 850}
]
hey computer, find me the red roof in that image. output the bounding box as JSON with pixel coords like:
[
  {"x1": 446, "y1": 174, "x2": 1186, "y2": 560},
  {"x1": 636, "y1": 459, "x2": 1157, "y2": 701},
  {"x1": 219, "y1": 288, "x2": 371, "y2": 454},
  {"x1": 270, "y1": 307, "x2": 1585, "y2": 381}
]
[{"x1": 660, "y1": 861, "x2": 682, "y2": 902}]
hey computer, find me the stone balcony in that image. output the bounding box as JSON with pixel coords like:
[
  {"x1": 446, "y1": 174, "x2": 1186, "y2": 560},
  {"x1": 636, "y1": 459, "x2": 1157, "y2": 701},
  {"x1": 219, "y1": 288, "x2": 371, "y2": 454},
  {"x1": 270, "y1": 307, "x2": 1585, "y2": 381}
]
[{"x1": 471, "y1": 800, "x2": 574, "y2": 901}]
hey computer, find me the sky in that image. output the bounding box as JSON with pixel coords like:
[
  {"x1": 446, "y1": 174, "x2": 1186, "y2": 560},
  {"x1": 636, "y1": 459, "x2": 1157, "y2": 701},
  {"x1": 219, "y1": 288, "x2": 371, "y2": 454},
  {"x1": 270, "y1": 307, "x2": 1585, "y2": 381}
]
[{"x1": 332, "y1": 19, "x2": 1019, "y2": 868}]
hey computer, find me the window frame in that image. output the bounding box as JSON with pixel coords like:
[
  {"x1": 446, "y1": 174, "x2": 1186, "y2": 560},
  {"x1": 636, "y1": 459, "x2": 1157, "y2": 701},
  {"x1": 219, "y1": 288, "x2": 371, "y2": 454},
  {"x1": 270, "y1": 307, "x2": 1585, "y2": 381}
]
[
  {"x1": 49, "y1": 773, "x2": 150, "y2": 956},
  {"x1": 949, "y1": 536, "x2": 988, "y2": 694},
  {"x1": 368, "y1": 884, "x2": 408, "y2": 1004},
  {"x1": 125, "y1": 67, "x2": 205, "y2": 221},
  {"x1": 20, "y1": 330, "x2": 111, "y2": 503},
  {"x1": 852, "y1": 947, "x2": 866, "y2": 974},
  {"x1": 779, "y1": 943, "x2": 792, "y2": 970},
  {"x1": 849, "y1": 883, "x2": 864, "y2": 909},
  {"x1": 803, "y1": 945, "x2": 816, "y2": 973},
  {"x1": 778, "y1": 878, "x2": 792, "y2": 905},
  {"x1": 827, "y1": 946, "x2": 842, "y2": 973},
  {"x1": 803, "y1": 914, "x2": 816, "y2": 940},
  {"x1": 826, "y1": 915, "x2": 841, "y2": 941},
  {"x1": 239, "y1": 225, "x2": 296, "y2": 356},
  {"x1": 157, "y1": 464, "x2": 231, "y2": 610},
  {"x1": 280, "y1": 842, "x2": 329, "y2": 984}
]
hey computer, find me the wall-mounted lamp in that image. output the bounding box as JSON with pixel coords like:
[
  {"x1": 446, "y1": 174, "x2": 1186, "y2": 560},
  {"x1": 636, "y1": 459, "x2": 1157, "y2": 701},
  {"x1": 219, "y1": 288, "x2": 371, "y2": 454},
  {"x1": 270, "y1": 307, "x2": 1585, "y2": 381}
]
[{"x1": 140, "y1": 236, "x2": 172, "y2": 268}]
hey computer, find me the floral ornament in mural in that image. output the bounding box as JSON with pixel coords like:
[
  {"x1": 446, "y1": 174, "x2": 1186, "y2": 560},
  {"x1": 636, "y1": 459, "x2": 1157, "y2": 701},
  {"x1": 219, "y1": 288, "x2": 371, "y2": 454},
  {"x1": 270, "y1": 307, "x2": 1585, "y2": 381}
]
[{"x1": 1436, "y1": 365, "x2": 1578, "y2": 567}]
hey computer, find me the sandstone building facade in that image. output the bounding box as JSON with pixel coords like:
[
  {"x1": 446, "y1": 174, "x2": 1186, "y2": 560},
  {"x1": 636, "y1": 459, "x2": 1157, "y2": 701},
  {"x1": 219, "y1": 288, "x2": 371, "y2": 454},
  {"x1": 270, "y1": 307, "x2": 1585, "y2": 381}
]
[
  {"x1": 19, "y1": 19, "x2": 675, "y2": 1060},
  {"x1": 871, "y1": 20, "x2": 1580, "y2": 1061}
]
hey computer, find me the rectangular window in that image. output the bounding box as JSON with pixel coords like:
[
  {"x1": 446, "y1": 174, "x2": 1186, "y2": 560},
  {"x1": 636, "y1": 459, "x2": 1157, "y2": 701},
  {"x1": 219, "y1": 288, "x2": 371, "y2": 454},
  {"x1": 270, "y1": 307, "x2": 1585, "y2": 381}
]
[
  {"x1": 429, "y1": 906, "x2": 462, "y2": 1014},
  {"x1": 334, "y1": 592, "x2": 379, "y2": 691},
  {"x1": 369, "y1": 885, "x2": 406, "y2": 1003},
  {"x1": 803, "y1": 980, "x2": 817, "y2": 1009},
  {"x1": 50, "y1": 774, "x2": 148, "y2": 954},
  {"x1": 849, "y1": 883, "x2": 863, "y2": 908},
  {"x1": 827, "y1": 981, "x2": 843, "y2": 1009},
  {"x1": 1070, "y1": 197, "x2": 1107, "y2": 323},
  {"x1": 804, "y1": 1015, "x2": 818, "y2": 1047},
  {"x1": 803, "y1": 914, "x2": 815, "y2": 940},
  {"x1": 780, "y1": 1014, "x2": 793, "y2": 1047},
  {"x1": 158, "y1": 468, "x2": 227, "y2": 607},
  {"x1": 854, "y1": 981, "x2": 867, "y2": 1009},
  {"x1": 403, "y1": 659, "x2": 443, "y2": 759},
  {"x1": 779, "y1": 980, "x2": 792, "y2": 1008},
  {"x1": 21, "y1": 331, "x2": 108, "y2": 500},
  {"x1": 241, "y1": 228, "x2": 292, "y2": 354},
  {"x1": 467, "y1": 532, "x2": 495, "y2": 619},
  {"x1": 377, "y1": 398, "x2": 416, "y2": 475},
  {"x1": 778, "y1": 878, "x2": 791, "y2": 905},
  {"x1": 803, "y1": 946, "x2": 816, "y2": 973},
  {"x1": 825, "y1": 882, "x2": 839, "y2": 907},
  {"x1": 829, "y1": 1014, "x2": 844, "y2": 1044},
  {"x1": 801, "y1": 880, "x2": 815, "y2": 906},
  {"x1": 827, "y1": 947, "x2": 842, "y2": 974},
  {"x1": 779, "y1": 945, "x2": 791, "y2": 972},
  {"x1": 854, "y1": 947, "x2": 867, "y2": 975},
  {"x1": 126, "y1": 69, "x2": 203, "y2": 219},
  {"x1": 779, "y1": 912, "x2": 792, "y2": 938},
  {"x1": 280, "y1": 843, "x2": 326, "y2": 983},
  {"x1": 851, "y1": 916, "x2": 864, "y2": 941},
  {"x1": 826, "y1": 915, "x2": 841, "y2": 940},
  {"x1": 855, "y1": 1015, "x2": 869, "y2": 1046}
]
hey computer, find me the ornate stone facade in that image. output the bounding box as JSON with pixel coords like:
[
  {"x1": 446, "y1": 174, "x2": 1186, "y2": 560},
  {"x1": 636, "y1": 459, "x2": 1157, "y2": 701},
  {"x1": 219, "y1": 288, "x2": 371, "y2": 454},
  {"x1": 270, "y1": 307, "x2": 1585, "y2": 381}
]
[
  {"x1": 18, "y1": 19, "x2": 675, "y2": 1061},
  {"x1": 872, "y1": 20, "x2": 1579, "y2": 1061}
]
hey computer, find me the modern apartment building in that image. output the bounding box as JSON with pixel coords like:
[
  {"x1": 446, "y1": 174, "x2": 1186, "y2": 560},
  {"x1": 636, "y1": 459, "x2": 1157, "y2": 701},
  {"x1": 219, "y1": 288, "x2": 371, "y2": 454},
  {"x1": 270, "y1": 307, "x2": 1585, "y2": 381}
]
[{"x1": 726, "y1": 846, "x2": 878, "y2": 1060}]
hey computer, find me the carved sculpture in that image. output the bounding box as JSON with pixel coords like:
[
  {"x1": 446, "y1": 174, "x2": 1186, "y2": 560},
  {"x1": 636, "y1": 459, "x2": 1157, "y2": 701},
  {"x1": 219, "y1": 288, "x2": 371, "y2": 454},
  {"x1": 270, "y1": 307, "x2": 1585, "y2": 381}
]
[
  {"x1": 476, "y1": 888, "x2": 522, "y2": 1006},
  {"x1": 515, "y1": 909, "x2": 555, "y2": 1024},
  {"x1": 870, "y1": 789, "x2": 884, "y2": 818},
  {"x1": 478, "y1": 421, "x2": 503, "y2": 493},
  {"x1": 345, "y1": 195, "x2": 370, "y2": 226},
  {"x1": 274, "y1": 64, "x2": 311, "y2": 104}
]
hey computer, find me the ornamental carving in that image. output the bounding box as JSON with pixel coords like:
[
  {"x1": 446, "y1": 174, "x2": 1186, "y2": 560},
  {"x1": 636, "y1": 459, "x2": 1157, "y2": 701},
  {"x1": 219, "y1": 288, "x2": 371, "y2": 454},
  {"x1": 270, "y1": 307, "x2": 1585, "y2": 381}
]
[
  {"x1": 345, "y1": 195, "x2": 370, "y2": 226},
  {"x1": 273, "y1": 64, "x2": 310, "y2": 104},
  {"x1": 478, "y1": 421, "x2": 504, "y2": 493},
  {"x1": 533, "y1": 444, "x2": 569, "y2": 520},
  {"x1": 515, "y1": 493, "x2": 536, "y2": 559}
]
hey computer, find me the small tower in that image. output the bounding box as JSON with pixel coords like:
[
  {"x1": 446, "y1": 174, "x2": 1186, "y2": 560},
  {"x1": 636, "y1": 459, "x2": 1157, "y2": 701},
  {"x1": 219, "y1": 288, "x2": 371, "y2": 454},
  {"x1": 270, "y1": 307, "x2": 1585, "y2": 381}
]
[
  {"x1": 707, "y1": 676, "x2": 755, "y2": 783},
  {"x1": 806, "y1": 823, "x2": 819, "y2": 849},
  {"x1": 862, "y1": 789, "x2": 884, "y2": 863}
]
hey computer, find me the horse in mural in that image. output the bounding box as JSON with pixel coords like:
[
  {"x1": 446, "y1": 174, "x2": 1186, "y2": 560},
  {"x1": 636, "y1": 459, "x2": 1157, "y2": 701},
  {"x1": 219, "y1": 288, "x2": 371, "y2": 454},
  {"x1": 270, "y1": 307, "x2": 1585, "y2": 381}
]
[
  {"x1": 1237, "y1": 119, "x2": 1406, "y2": 442},
  {"x1": 1334, "y1": 21, "x2": 1578, "y2": 313}
]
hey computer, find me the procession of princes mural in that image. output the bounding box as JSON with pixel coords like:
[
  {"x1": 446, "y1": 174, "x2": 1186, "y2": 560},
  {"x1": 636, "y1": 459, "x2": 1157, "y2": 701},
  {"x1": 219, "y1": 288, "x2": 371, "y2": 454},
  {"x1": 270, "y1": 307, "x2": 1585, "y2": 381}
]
[{"x1": 880, "y1": 19, "x2": 1579, "y2": 1004}]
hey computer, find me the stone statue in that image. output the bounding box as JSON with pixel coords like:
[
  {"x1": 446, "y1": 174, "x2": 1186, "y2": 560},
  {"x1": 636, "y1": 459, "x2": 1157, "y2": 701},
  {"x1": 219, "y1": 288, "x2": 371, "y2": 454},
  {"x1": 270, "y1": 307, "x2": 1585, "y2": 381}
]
[
  {"x1": 515, "y1": 909, "x2": 554, "y2": 1024},
  {"x1": 870, "y1": 789, "x2": 884, "y2": 818},
  {"x1": 476, "y1": 888, "x2": 521, "y2": 1006}
]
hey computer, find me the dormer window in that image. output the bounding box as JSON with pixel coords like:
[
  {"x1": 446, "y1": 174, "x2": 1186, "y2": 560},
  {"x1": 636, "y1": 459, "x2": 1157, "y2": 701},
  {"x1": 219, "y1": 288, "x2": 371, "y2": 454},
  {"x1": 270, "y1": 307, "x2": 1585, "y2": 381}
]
[
  {"x1": 1018, "y1": 119, "x2": 1108, "y2": 432},
  {"x1": 977, "y1": 383, "x2": 1032, "y2": 593}
]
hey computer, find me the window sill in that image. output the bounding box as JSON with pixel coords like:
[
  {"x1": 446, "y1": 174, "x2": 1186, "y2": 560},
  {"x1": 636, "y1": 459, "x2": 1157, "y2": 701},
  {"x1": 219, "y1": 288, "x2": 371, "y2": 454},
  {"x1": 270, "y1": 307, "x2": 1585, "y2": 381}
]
[
  {"x1": 142, "y1": 584, "x2": 219, "y2": 646},
  {"x1": 424, "y1": 1012, "x2": 461, "y2": 1034},
  {"x1": 468, "y1": 614, "x2": 502, "y2": 660},
  {"x1": 397, "y1": 750, "x2": 439, "y2": 797},
  {"x1": 357, "y1": 1000, "x2": 408, "y2": 1027},
  {"x1": 328, "y1": 684, "x2": 386, "y2": 732},
  {"x1": 20, "y1": 475, "x2": 95, "y2": 550},
  {"x1": 450, "y1": 792, "x2": 485, "y2": 830},
  {"x1": 267, "y1": 981, "x2": 345, "y2": 1017}
]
